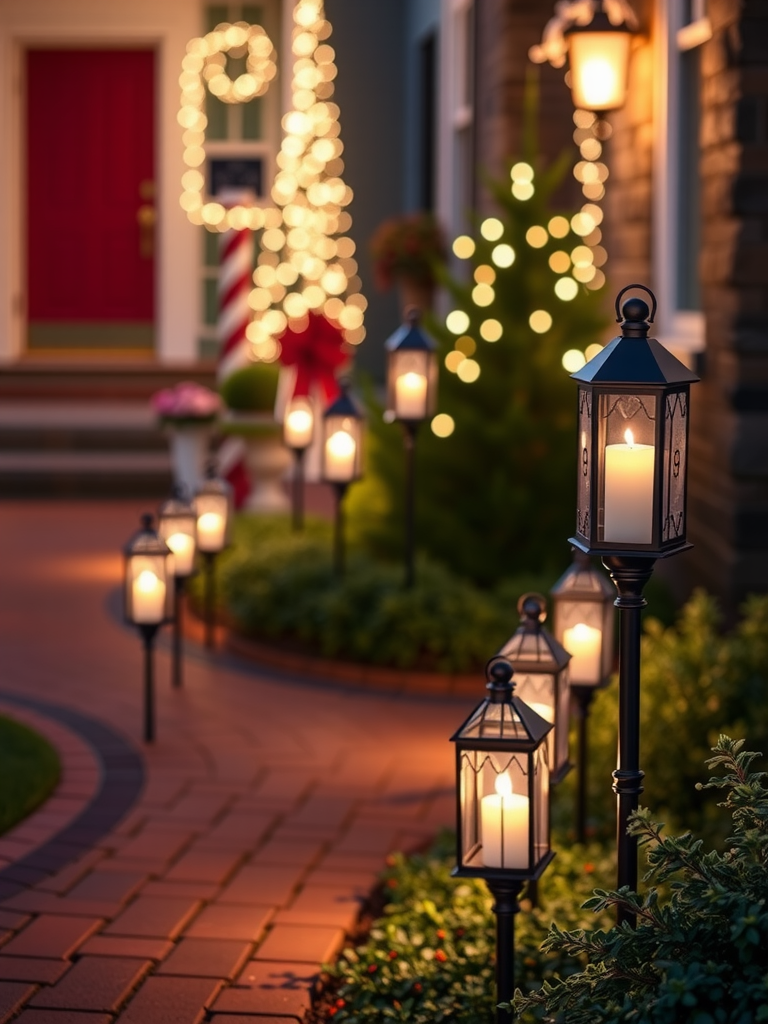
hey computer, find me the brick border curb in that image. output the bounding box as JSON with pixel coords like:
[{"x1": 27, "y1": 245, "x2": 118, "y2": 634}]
[{"x1": 0, "y1": 694, "x2": 144, "y2": 898}]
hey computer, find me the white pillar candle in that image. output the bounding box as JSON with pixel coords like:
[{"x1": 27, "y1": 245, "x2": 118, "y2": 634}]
[
  {"x1": 563, "y1": 622, "x2": 602, "y2": 684},
  {"x1": 285, "y1": 407, "x2": 314, "y2": 449},
  {"x1": 324, "y1": 430, "x2": 356, "y2": 482},
  {"x1": 197, "y1": 511, "x2": 225, "y2": 552},
  {"x1": 133, "y1": 569, "x2": 166, "y2": 624},
  {"x1": 395, "y1": 371, "x2": 427, "y2": 420},
  {"x1": 603, "y1": 429, "x2": 655, "y2": 544},
  {"x1": 481, "y1": 773, "x2": 529, "y2": 868},
  {"x1": 166, "y1": 532, "x2": 195, "y2": 577}
]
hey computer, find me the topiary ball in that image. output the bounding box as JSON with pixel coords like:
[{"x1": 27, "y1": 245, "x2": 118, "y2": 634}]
[{"x1": 220, "y1": 363, "x2": 280, "y2": 413}]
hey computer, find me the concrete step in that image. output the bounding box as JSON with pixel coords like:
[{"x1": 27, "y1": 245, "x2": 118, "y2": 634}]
[{"x1": 0, "y1": 360, "x2": 218, "y2": 400}]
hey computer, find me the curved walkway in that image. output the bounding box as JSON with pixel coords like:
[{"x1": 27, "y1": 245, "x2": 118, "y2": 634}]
[{"x1": 0, "y1": 501, "x2": 467, "y2": 1024}]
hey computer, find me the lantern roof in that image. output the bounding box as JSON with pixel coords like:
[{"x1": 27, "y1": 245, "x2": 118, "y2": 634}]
[
  {"x1": 159, "y1": 487, "x2": 195, "y2": 519},
  {"x1": 572, "y1": 293, "x2": 699, "y2": 387},
  {"x1": 124, "y1": 514, "x2": 170, "y2": 558},
  {"x1": 451, "y1": 658, "x2": 552, "y2": 748},
  {"x1": 195, "y1": 464, "x2": 232, "y2": 499},
  {"x1": 551, "y1": 550, "x2": 614, "y2": 601},
  {"x1": 384, "y1": 308, "x2": 437, "y2": 354},
  {"x1": 499, "y1": 594, "x2": 571, "y2": 673},
  {"x1": 323, "y1": 381, "x2": 364, "y2": 420}
]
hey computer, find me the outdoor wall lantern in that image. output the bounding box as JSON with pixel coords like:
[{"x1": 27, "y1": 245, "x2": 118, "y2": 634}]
[
  {"x1": 498, "y1": 594, "x2": 572, "y2": 785},
  {"x1": 123, "y1": 514, "x2": 173, "y2": 743},
  {"x1": 451, "y1": 656, "x2": 553, "y2": 1022},
  {"x1": 550, "y1": 550, "x2": 615, "y2": 842},
  {"x1": 283, "y1": 395, "x2": 315, "y2": 533},
  {"x1": 321, "y1": 383, "x2": 364, "y2": 577},
  {"x1": 570, "y1": 283, "x2": 698, "y2": 924},
  {"x1": 157, "y1": 489, "x2": 197, "y2": 689},
  {"x1": 384, "y1": 309, "x2": 438, "y2": 588},
  {"x1": 529, "y1": 0, "x2": 639, "y2": 112},
  {"x1": 193, "y1": 466, "x2": 233, "y2": 649}
]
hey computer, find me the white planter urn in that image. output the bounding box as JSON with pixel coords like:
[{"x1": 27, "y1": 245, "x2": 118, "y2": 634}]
[
  {"x1": 166, "y1": 423, "x2": 212, "y2": 499},
  {"x1": 224, "y1": 413, "x2": 291, "y2": 513}
]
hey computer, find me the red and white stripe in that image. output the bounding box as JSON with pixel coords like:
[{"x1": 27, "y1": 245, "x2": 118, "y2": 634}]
[{"x1": 217, "y1": 226, "x2": 253, "y2": 382}]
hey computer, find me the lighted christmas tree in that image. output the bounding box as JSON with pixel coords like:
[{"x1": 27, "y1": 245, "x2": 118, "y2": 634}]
[
  {"x1": 178, "y1": 0, "x2": 366, "y2": 372},
  {"x1": 348, "y1": 141, "x2": 609, "y2": 585}
]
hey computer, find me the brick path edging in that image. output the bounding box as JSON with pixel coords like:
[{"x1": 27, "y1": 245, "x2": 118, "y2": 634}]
[{"x1": 0, "y1": 695, "x2": 144, "y2": 900}]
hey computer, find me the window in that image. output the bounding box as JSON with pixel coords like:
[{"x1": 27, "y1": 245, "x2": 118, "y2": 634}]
[{"x1": 653, "y1": 0, "x2": 711, "y2": 367}]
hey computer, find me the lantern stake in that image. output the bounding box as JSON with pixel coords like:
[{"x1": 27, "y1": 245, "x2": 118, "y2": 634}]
[
  {"x1": 403, "y1": 422, "x2": 417, "y2": 589},
  {"x1": 333, "y1": 482, "x2": 348, "y2": 579},
  {"x1": 603, "y1": 554, "x2": 654, "y2": 927},
  {"x1": 487, "y1": 879, "x2": 524, "y2": 1023},
  {"x1": 203, "y1": 552, "x2": 216, "y2": 649},
  {"x1": 292, "y1": 447, "x2": 306, "y2": 533},
  {"x1": 140, "y1": 624, "x2": 158, "y2": 744}
]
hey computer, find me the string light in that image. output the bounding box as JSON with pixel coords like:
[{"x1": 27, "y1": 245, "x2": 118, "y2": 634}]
[
  {"x1": 453, "y1": 235, "x2": 476, "y2": 259},
  {"x1": 457, "y1": 358, "x2": 481, "y2": 383},
  {"x1": 431, "y1": 413, "x2": 455, "y2": 438},
  {"x1": 491, "y1": 244, "x2": 515, "y2": 268},
  {"x1": 555, "y1": 277, "x2": 579, "y2": 301},
  {"x1": 529, "y1": 310, "x2": 553, "y2": 334},
  {"x1": 179, "y1": 2, "x2": 366, "y2": 361},
  {"x1": 480, "y1": 218, "x2": 504, "y2": 242},
  {"x1": 525, "y1": 226, "x2": 548, "y2": 248},
  {"x1": 446, "y1": 310, "x2": 470, "y2": 334},
  {"x1": 562, "y1": 349, "x2": 586, "y2": 372},
  {"x1": 480, "y1": 319, "x2": 502, "y2": 342}
]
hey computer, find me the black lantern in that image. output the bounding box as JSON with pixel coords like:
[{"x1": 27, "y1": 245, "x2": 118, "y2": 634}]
[
  {"x1": 571, "y1": 286, "x2": 699, "y2": 560},
  {"x1": 158, "y1": 490, "x2": 197, "y2": 689},
  {"x1": 283, "y1": 395, "x2": 315, "y2": 532},
  {"x1": 193, "y1": 467, "x2": 233, "y2": 648},
  {"x1": 551, "y1": 550, "x2": 614, "y2": 689},
  {"x1": 385, "y1": 309, "x2": 438, "y2": 424},
  {"x1": 551, "y1": 550, "x2": 615, "y2": 842},
  {"x1": 321, "y1": 384, "x2": 364, "y2": 576},
  {"x1": 384, "y1": 309, "x2": 438, "y2": 588},
  {"x1": 451, "y1": 657, "x2": 553, "y2": 1022},
  {"x1": 498, "y1": 594, "x2": 572, "y2": 785},
  {"x1": 123, "y1": 514, "x2": 173, "y2": 742}
]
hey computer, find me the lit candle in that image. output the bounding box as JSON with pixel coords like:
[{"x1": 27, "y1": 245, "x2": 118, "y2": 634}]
[
  {"x1": 603, "y1": 428, "x2": 655, "y2": 544},
  {"x1": 480, "y1": 773, "x2": 529, "y2": 868},
  {"x1": 132, "y1": 569, "x2": 166, "y2": 624},
  {"x1": 324, "y1": 429, "x2": 356, "y2": 482},
  {"x1": 197, "y1": 511, "x2": 225, "y2": 552},
  {"x1": 395, "y1": 371, "x2": 427, "y2": 420},
  {"x1": 285, "y1": 407, "x2": 313, "y2": 449},
  {"x1": 563, "y1": 622, "x2": 602, "y2": 684},
  {"x1": 166, "y1": 531, "x2": 195, "y2": 577}
]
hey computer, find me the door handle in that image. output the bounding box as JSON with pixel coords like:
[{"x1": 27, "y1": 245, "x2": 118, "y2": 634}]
[{"x1": 137, "y1": 204, "x2": 156, "y2": 259}]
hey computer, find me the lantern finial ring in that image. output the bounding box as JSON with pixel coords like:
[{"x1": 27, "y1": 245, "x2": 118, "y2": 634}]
[
  {"x1": 614, "y1": 284, "x2": 656, "y2": 324},
  {"x1": 517, "y1": 592, "x2": 547, "y2": 626}
]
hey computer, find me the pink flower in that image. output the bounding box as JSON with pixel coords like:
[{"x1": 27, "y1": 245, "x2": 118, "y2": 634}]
[{"x1": 151, "y1": 382, "x2": 221, "y2": 421}]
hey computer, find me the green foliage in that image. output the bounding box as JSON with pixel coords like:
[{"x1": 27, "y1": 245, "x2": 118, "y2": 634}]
[
  {"x1": 212, "y1": 515, "x2": 555, "y2": 673},
  {"x1": 511, "y1": 737, "x2": 768, "y2": 1023},
  {"x1": 219, "y1": 362, "x2": 280, "y2": 411},
  {"x1": 369, "y1": 212, "x2": 447, "y2": 290},
  {"x1": 0, "y1": 716, "x2": 60, "y2": 836},
  {"x1": 568, "y1": 590, "x2": 768, "y2": 845},
  {"x1": 322, "y1": 834, "x2": 613, "y2": 1023},
  {"x1": 347, "y1": 154, "x2": 608, "y2": 585}
]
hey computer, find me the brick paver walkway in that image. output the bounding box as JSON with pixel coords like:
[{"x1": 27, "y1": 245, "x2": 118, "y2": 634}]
[{"x1": 0, "y1": 501, "x2": 466, "y2": 1023}]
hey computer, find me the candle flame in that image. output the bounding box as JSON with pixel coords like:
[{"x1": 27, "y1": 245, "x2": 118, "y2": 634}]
[
  {"x1": 327, "y1": 430, "x2": 355, "y2": 458},
  {"x1": 198, "y1": 511, "x2": 222, "y2": 532},
  {"x1": 572, "y1": 622, "x2": 593, "y2": 641},
  {"x1": 287, "y1": 409, "x2": 312, "y2": 432},
  {"x1": 624, "y1": 428, "x2": 635, "y2": 447},
  {"x1": 136, "y1": 569, "x2": 159, "y2": 593},
  {"x1": 495, "y1": 772, "x2": 513, "y2": 798}
]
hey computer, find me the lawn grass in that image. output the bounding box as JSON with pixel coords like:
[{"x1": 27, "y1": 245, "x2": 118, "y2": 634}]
[{"x1": 0, "y1": 715, "x2": 61, "y2": 836}]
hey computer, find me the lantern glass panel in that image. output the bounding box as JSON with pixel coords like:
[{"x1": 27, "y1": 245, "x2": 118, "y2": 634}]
[
  {"x1": 533, "y1": 745, "x2": 549, "y2": 865},
  {"x1": 194, "y1": 488, "x2": 231, "y2": 553},
  {"x1": 460, "y1": 750, "x2": 533, "y2": 872},
  {"x1": 323, "y1": 414, "x2": 362, "y2": 483},
  {"x1": 388, "y1": 349, "x2": 436, "y2": 421},
  {"x1": 662, "y1": 390, "x2": 689, "y2": 545},
  {"x1": 512, "y1": 672, "x2": 558, "y2": 771},
  {"x1": 599, "y1": 392, "x2": 658, "y2": 546},
  {"x1": 568, "y1": 30, "x2": 631, "y2": 111},
  {"x1": 125, "y1": 553, "x2": 170, "y2": 625},
  {"x1": 558, "y1": 606, "x2": 604, "y2": 685},
  {"x1": 158, "y1": 514, "x2": 196, "y2": 578},
  {"x1": 577, "y1": 388, "x2": 592, "y2": 542},
  {"x1": 284, "y1": 396, "x2": 314, "y2": 450},
  {"x1": 460, "y1": 701, "x2": 520, "y2": 740}
]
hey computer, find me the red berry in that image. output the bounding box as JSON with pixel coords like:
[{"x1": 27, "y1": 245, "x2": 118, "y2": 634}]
[
  {"x1": 387, "y1": 878, "x2": 398, "y2": 888},
  {"x1": 367, "y1": 964, "x2": 378, "y2": 973},
  {"x1": 435, "y1": 949, "x2": 447, "y2": 963},
  {"x1": 436, "y1": 929, "x2": 446, "y2": 940},
  {"x1": 388, "y1": 950, "x2": 398, "y2": 960},
  {"x1": 414, "y1": 983, "x2": 423, "y2": 993},
  {"x1": 335, "y1": 998, "x2": 346, "y2": 1008},
  {"x1": 584, "y1": 862, "x2": 595, "y2": 873}
]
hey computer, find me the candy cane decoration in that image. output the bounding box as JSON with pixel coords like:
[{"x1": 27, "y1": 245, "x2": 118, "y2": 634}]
[{"x1": 217, "y1": 225, "x2": 253, "y2": 382}]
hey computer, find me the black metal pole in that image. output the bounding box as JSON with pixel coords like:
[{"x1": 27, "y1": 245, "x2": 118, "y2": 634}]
[
  {"x1": 602, "y1": 555, "x2": 655, "y2": 928},
  {"x1": 333, "y1": 483, "x2": 347, "y2": 578},
  {"x1": 204, "y1": 551, "x2": 216, "y2": 649},
  {"x1": 403, "y1": 422, "x2": 417, "y2": 589},
  {"x1": 292, "y1": 448, "x2": 306, "y2": 533},
  {"x1": 572, "y1": 685, "x2": 595, "y2": 845},
  {"x1": 172, "y1": 577, "x2": 184, "y2": 688},
  {"x1": 140, "y1": 625, "x2": 158, "y2": 744},
  {"x1": 487, "y1": 880, "x2": 523, "y2": 1023}
]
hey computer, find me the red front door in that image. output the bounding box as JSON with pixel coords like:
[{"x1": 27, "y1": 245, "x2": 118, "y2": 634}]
[{"x1": 26, "y1": 50, "x2": 156, "y2": 352}]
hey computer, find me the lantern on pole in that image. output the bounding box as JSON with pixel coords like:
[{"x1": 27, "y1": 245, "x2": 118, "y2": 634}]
[
  {"x1": 321, "y1": 383, "x2": 364, "y2": 577},
  {"x1": 193, "y1": 467, "x2": 233, "y2": 649},
  {"x1": 283, "y1": 395, "x2": 315, "y2": 532},
  {"x1": 123, "y1": 514, "x2": 173, "y2": 742},
  {"x1": 498, "y1": 594, "x2": 572, "y2": 785},
  {"x1": 157, "y1": 490, "x2": 197, "y2": 689},
  {"x1": 451, "y1": 657, "x2": 553, "y2": 1023}
]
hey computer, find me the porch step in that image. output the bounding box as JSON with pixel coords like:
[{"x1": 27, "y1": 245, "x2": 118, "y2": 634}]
[{"x1": 0, "y1": 360, "x2": 218, "y2": 400}]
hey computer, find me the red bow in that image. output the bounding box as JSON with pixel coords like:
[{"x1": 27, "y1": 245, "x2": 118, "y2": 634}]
[{"x1": 278, "y1": 313, "x2": 348, "y2": 403}]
